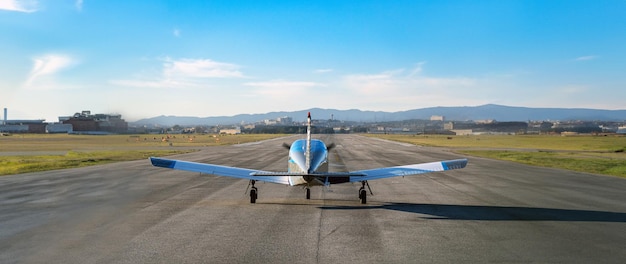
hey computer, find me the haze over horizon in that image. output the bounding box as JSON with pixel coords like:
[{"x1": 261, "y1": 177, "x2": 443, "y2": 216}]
[{"x1": 2, "y1": 0, "x2": 625, "y2": 122}]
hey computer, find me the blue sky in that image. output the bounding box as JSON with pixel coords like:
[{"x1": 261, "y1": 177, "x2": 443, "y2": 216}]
[{"x1": 1, "y1": 0, "x2": 625, "y2": 122}]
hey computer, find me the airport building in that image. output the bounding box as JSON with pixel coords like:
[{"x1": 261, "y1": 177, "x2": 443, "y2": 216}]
[
  {"x1": 0, "y1": 108, "x2": 47, "y2": 133},
  {"x1": 0, "y1": 120, "x2": 47, "y2": 133},
  {"x1": 219, "y1": 127, "x2": 241, "y2": 135},
  {"x1": 60, "y1": 111, "x2": 128, "y2": 133},
  {"x1": 46, "y1": 123, "x2": 74, "y2": 134},
  {"x1": 430, "y1": 115, "x2": 445, "y2": 121},
  {"x1": 0, "y1": 108, "x2": 128, "y2": 134}
]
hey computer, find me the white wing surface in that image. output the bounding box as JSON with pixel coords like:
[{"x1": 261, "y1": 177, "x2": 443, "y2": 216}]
[
  {"x1": 150, "y1": 157, "x2": 290, "y2": 185},
  {"x1": 349, "y1": 159, "x2": 467, "y2": 182}
]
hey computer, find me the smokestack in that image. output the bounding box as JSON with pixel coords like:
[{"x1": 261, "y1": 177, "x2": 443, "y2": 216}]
[{"x1": 3, "y1": 108, "x2": 6, "y2": 125}]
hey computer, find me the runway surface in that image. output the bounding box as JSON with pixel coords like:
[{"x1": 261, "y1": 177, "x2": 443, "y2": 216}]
[{"x1": 1, "y1": 134, "x2": 625, "y2": 263}]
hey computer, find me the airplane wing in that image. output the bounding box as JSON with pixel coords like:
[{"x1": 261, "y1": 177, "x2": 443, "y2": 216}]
[
  {"x1": 149, "y1": 157, "x2": 290, "y2": 185},
  {"x1": 150, "y1": 157, "x2": 467, "y2": 184},
  {"x1": 348, "y1": 159, "x2": 467, "y2": 182}
]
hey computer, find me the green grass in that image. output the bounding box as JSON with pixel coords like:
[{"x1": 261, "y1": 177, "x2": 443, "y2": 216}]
[
  {"x1": 0, "y1": 133, "x2": 287, "y2": 176},
  {"x1": 461, "y1": 150, "x2": 626, "y2": 178},
  {"x1": 5, "y1": 133, "x2": 626, "y2": 178},
  {"x1": 366, "y1": 134, "x2": 626, "y2": 178},
  {"x1": 0, "y1": 150, "x2": 194, "y2": 176},
  {"x1": 365, "y1": 134, "x2": 626, "y2": 152}
]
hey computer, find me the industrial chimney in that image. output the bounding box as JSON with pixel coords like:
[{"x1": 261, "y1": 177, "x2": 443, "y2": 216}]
[{"x1": 3, "y1": 108, "x2": 6, "y2": 125}]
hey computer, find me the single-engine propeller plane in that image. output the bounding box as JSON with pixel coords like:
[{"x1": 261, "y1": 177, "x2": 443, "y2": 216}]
[{"x1": 150, "y1": 113, "x2": 467, "y2": 204}]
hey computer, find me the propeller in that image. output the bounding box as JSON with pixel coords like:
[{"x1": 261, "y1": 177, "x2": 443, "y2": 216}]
[{"x1": 326, "y1": 142, "x2": 336, "y2": 151}]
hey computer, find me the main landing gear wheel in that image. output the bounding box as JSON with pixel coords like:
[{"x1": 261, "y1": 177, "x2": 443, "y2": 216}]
[
  {"x1": 250, "y1": 187, "x2": 258, "y2": 203},
  {"x1": 249, "y1": 180, "x2": 258, "y2": 203},
  {"x1": 306, "y1": 188, "x2": 311, "y2": 200},
  {"x1": 359, "y1": 188, "x2": 367, "y2": 204}
]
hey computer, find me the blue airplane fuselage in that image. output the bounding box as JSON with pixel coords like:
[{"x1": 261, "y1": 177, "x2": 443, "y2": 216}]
[{"x1": 288, "y1": 139, "x2": 328, "y2": 174}]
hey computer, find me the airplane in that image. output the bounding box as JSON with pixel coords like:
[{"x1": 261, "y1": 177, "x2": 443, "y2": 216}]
[{"x1": 150, "y1": 112, "x2": 468, "y2": 204}]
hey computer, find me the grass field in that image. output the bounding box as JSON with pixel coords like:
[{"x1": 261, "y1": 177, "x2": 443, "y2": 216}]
[
  {"x1": 4, "y1": 133, "x2": 626, "y2": 178},
  {"x1": 0, "y1": 133, "x2": 286, "y2": 152},
  {"x1": 366, "y1": 134, "x2": 626, "y2": 178},
  {"x1": 0, "y1": 133, "x2": 286, "y2": 176}
]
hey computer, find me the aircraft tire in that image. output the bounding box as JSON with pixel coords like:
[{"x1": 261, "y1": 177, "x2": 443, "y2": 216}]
[
  {"x1": 250, "y1": 188, "x2": 258, "y2": 204},
  {"x1": 306, "y1": 188, "x2": 311, "y2": 200},
  {"x1": 360, "y1": 189, "x2": 367, "y2": 204}
]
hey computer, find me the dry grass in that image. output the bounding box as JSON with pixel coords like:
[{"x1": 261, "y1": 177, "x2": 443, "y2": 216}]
[
  {"x1": 0, "y1": 133, "x2": 287, "y2": 176},
  {"x1": 0, "y1": 133, "x2": 286, "y2": 152},
  {"x1": 364, "y1": 134, "x2": 626, "y2": 152},
  {"x1": 0, "y1": 150, "x2": 193, "y2": 175},
  {"x1": 366, "y1": 134, "x2": 626, "y2": 178}
]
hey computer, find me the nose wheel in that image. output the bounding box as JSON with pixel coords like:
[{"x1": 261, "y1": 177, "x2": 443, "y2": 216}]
[
  {"x1": 359, "y1": 181, "x2": 373, "y2": 204},
  {"x1": 306, "y1": 187, "x2": 311, "y2": 200}
]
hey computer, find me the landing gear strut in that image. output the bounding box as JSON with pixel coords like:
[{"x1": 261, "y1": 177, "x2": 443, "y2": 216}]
[
  {"x1": 359, "y1": 181, "x2": 373, "y2": 204},
  {"x1": 249, "y1": 180, "x2": 258, "y2": 203}
]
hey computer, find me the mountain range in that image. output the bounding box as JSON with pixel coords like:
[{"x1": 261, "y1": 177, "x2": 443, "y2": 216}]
[{"x1": 131, "y1": 104, "x2": 626, "y2": 126}]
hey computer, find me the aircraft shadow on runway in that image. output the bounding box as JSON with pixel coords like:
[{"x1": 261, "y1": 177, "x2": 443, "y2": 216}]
[{"x1": 319, "y1": 203, "x2": 626, "y2": 222}]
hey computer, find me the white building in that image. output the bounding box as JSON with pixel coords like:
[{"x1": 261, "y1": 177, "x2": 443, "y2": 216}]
[
  {"x1": 220, "y1": 127, "x2": 241, "y2": 135},
  {"x1": 430, "y1": 115, "x2": 445, "y2": 121}
]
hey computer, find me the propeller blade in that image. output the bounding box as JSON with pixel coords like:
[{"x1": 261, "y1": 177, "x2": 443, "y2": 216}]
[{"x1": 326, "y1": 142, "x2": 336, "y2": 151}]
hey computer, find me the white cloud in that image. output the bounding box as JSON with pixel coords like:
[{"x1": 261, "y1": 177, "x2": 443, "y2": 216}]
[
  {"x1": 408, "y1": 61, "x2": 426, "y2": 76},
  {"x1": 343, "y1": 70, "x2": 402, "y2": 95},
  {"x1": 343, "y1": 65, "x2": 475, "y2": 97},
  {"x1": 0, "y1": 0, "x2": 38, "y2": 13},
  {"x1": 244, "y1": 80, "x2": 321, "y2": 89},
  {"x1": 338, "y1": 64, "x2": 483, "y2": 110},
  {"x1": 113, "y1": 57, "x2": 245, "y2": 89},
  {"x1": 574, "y1": 55, "x2": 598, "y2": 61},
  {"x1": 109, "y1": 79, "x2": 188, "y2": 89},
  {"x1": 75, "y1": 0, "x2": 83, "y2": 11},
  {"x1": 314, "y1": 69, "x2": 333, "y2": 74},
  {"x1": 24, "y1": 54, "x2": 76, "y2": 88},
  {"x1": 163, "y1": 58, "x2": 243, "y2": 79}
]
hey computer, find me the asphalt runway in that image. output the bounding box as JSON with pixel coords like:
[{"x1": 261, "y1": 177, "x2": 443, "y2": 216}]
[{"x1": 1, "y1": 134, "x2": 625, "y2": 263}]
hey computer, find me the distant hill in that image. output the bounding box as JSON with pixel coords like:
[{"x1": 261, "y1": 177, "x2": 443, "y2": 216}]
[{"x1": 131, "y1": 104, "x2": 626, "y2": 126}]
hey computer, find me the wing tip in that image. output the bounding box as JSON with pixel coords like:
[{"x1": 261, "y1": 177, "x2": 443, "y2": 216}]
[
  {"x1": 150, "y1": 157, "x2": 176, "y2": 168},
  {"x1": 442, "y1": 159, "x2": 468, "y2": 170}
]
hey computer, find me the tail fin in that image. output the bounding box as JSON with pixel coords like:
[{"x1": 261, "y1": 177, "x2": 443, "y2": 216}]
[{"x1": 305, "y1": 112, "x2": 312, "y2": 173}]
